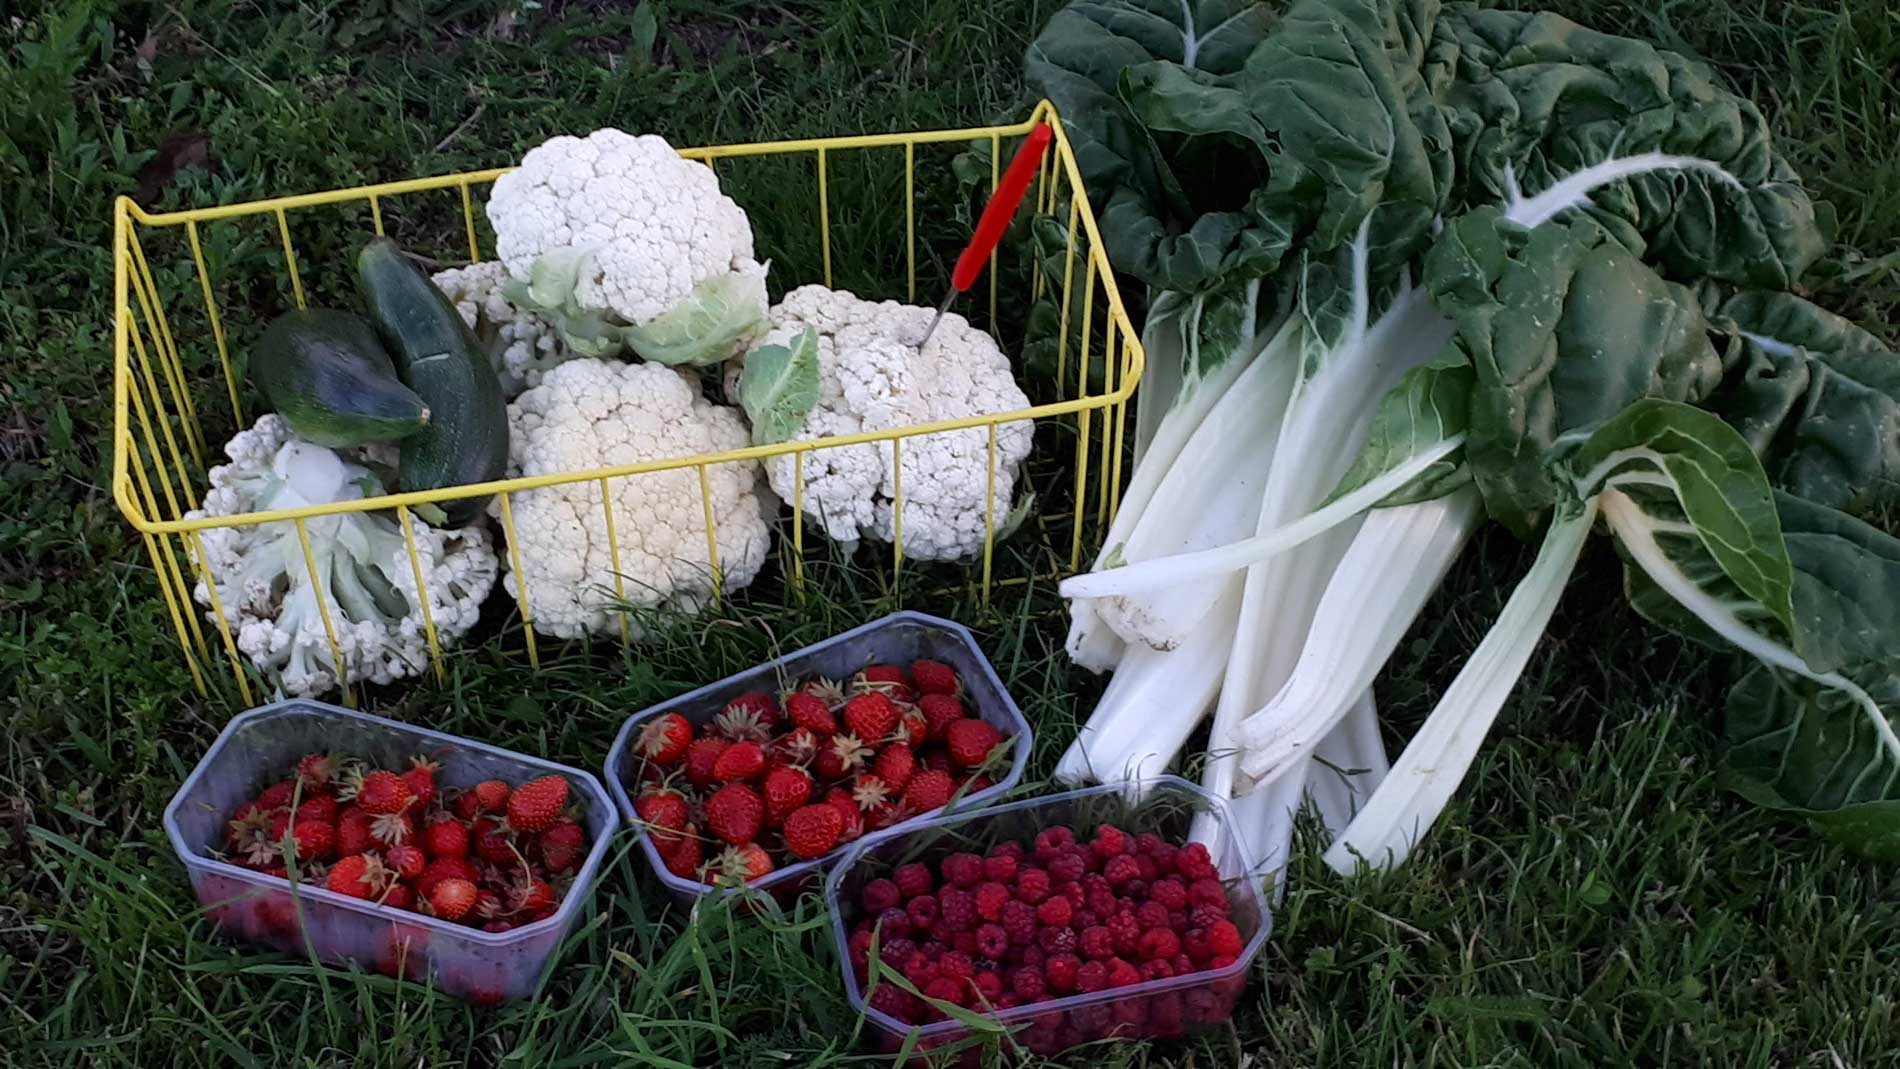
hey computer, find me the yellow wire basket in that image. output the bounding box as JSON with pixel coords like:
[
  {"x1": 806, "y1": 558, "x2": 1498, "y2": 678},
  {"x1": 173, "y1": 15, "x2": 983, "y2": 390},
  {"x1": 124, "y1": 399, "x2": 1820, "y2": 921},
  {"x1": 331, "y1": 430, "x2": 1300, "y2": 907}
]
[{"x1": 111, "y1": 101, "x2": 1143, "y2": 706}]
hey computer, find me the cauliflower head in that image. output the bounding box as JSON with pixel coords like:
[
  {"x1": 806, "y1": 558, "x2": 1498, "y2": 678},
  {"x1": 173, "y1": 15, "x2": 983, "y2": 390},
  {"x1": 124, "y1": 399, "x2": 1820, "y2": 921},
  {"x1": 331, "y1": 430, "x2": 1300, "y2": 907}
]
[
  {"x1": 190, "y1": 415, "x2": 498, "y2": 698},
  {"x1": 431, "y1": 261, "x2": 572, "y2": 399},
  {"x1": 497, "y1": 359, "x2": 775, "y2": 639},
  {"x1": 736, "y1": 285, "x2": 1036, "y2": 562},
  {"x1": 486, "y1": 128, "x2": 768, "y2": 366}
]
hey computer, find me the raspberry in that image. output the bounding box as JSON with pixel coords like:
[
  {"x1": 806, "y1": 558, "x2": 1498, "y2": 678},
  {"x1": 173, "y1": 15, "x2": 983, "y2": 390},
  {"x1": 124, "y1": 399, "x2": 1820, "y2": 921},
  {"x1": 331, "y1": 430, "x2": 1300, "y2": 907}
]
[
  {"x1": 1189, "y1": 877, "x2": 1228, "y2": 908},
  {"x1": 1046, "y1": 850, "x2": 1085, "y2": 883},
  {"x1": 1059, "y1": 880, "x2": 1086, "y2": 907},
  {"x1": 892, "y1": 862, "x2": 934, "y2": 899},
  {"x1": 1074, "y1": 910, "x2": 1100, "y2": 931},
  {"x1": 1208, "y1": 953, "x2": 1238, "y2": 970},
  {"x1": 1183, "y1": 928, "x2": 1212, "y2": 963},
  {"x1": 953, "y1": 931, "x2": 980, "y2": 957},
  {"x1": 1190, "y1": 902, "x2": 1228, "y2": 930},
  {"x1": 1045, "y1": 953, "x2": 1081, "y2": 994},
  {"x1": 1172, "y1": 952, "x2": 1195, "y2": 976},
  {"x1": 1148, "y1": 878, "x2": 1188, "y2": 910},
  {"x1": 1138, "y1": 928, "x2": 1181, "y2": 961},
  {"x1": 937, "y1": 951, "x2": 974, "y2": 982},
  {"x1": 1149, "y1": 842, "x2": 1180, "y2": 875},
  {"x1": 1087, "y1": 885, "x2": 1119, "y2": 918},
  {"x1": 1140, "y1": 958, "x2": 1175, "y2": 981},
  {"x1": 1000, "y1": 900, "x2": 1038, "y2": 945},
  {"x1": 1019, "y1": 945, "x2": 1046, "y2": 969},
  {"x1": 861, "y1": 878, "x2": 901, "y2": 914},
  {"x1": 880, "y1": 937, "x2": 919, "y2": 969},
  {"x1": 1009, "y1": 966, "x2": 1047, "y2": 1002},
  {"x1": 1078, "y1": 926, "x2": 1114, "y2": 960},
  {"x1": 982, "y1": 852, "x2": 1018, "y2": 883},
  {"x1": 1106, "y1": 958, "x2": 1141, "y2": 988},
  {"x1": 869, "y1": 983, "x2": 917, "y2": 1022},
  {"x1": 1013, "y1": 868, "x2": 1052, "y2": 904},
  {"x1": 1036, "y1": 926, "x2": 1076, "y2": 955},
  {"x1": 971, "y1": 970, "x2": 1005, "y2": 1004},
  {"x1": 1207, "y1": 920, "x2": 1244, "y2": 957},
  {"x1": 940, "y1": 852, "x2": 984, "y2": 888},
  {"x1": 1074, "y1": 960, "x2": 1108, "y2": 993},
  {"x1": 1108, "y1": 913, "x2": 1142, "y2": 956},
  {"x1": 906, "y1": 894, "x2": 940, "y2": 929},
  {"x1": 1034, "y1": 895, "x2": 1073, "y2": 928},
  {"x1": 922, "y1": 976, "x2": 965, "y2": 1010},
  {"x1": 877, "y1": 907, "x2": 913, "y2": 939},
  {"x1": 1122, "y1": 879, "x2": 1148, "y2": 900},
  {"x1": 1104, "y1": 854, "x2": 1141, "y2": 887},
  {"x1": 1132, "y1": 832, "x2": 1164, "y2": 857},
  {"x1": 939, "y1": 887, "x2": 977, "y2": 931},
  {"x1": 1090, "y1": 824, "x2": 1127, "y2": 859},
  {"x1": 975, "y1": 923, "x2": 1010, "y2": 959},
  {"x1": 975, "y1": 881, "x2": 1010, "y2": 921},
  {"x1": 1135, "y1": 855, "x2": 1159, "y2": 882},
  {"x1": 1170, "y1": 910, "x2": 1189, "y2": 932},
  {"x1": 902, "y1": 952, "x2": 938, "y2": 987},
  {"x1": 1137, "y1": 900, "x2": 1171, "y2": 930},
  {"x1": 989, "y1": 840, "x2": 1025, "y2": 862},
  {"x1": 1175, "y1": 842, "x2": 1217, "y2": 880},
  {"x1": 1033, "y1": 826, "x2": 1074, "y2": 861}
]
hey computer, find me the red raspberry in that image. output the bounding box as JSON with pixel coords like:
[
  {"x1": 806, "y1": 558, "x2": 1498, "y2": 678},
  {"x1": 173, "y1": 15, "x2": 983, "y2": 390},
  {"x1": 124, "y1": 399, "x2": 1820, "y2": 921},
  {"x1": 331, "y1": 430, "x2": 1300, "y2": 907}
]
[
  {"x1": 1172, "y1": 952, "x2": 1195, "y2": 976},
  {"x1": 937, "y1": 951, "x2": 974, "y2": 982},
  {"x1": 1074, "y1": 910, "x2": 1100, "y2": 931},
  {"x1": 1109, "y1": 913, "x2": 1142, "y2": 956},
  {"x1": 1045, "y1": 953, "x2": 1081, "y2": 994},
  {"x1": 1087, "y1": 885, "x2": 1119, "y2": 918},
  {"x1": 1009, "y1": 966, "x2": 1046, "y2": 1002},
  {"x1": 1207, "y1": 920, "x2": 1243, "y2": 957},
  {"x1": 1013, "y1": 868, "x2": 1051, "y2": 905},
  {"x1": 953, "y1": 931, "x2": 980, "y2": 957},
  {"x1": 975, "y1": 882, "x2": 1010, "y2": 922},
  {"x1": 971, "y1": 970, "x2": 1005, "y2": 1004},
  {"x1": 1148, "y1": 878, "x2": 1188, "y2": 910},
  {"x1": 938, "y1": 887, "x2": 977, "y2": 931},
  {"x1": 1133, "y1": 832, "x2": 1164, "y2": 856},
  {"x1": 868, "y1": 983, "x2": 917, "y2": 1022},
  {"x1": 1037, "y1": 926, "x2": 1076, "y2": 955},
  {"x1": 990, "y1": 840, "x2": 1025, "y2": 862},
  {"x1": 1183, "y1": 928, "x2": 1212, "y2": 963},
  {"x1": 861, "y1": 878, "x2": 901, "y2": 914},
  {"x1": 1074, "y1": 960, "x2": 1108, "y2": 993},
  {"x1": 1137, "y1": 900, "x2": 1171, "y2": 930},
  {"x1": 877, "y1": 907, "x2": 913, "y2": 939},
  {"x1": 1189, "y1": 877, "x2": 1228, "y2": 908},
  {"x1": 1140, "y1": 958, "x2": 1175, "y2": 981},
  {"x1": 922, "y1": 976, "x2": 965, "y2": 1010},
  {"x1": 982, "y1": 852, "x2": 1018, "y2": 883},
  {"x1": 1106, "y1": 958, "x2": 1141, "y2": 988},
  {"x1": 882, "y1": 937, "x2": 919, "y2": 967},
  {"x1": 1170, "y1": 910, "x2": 1189, "y2": 932},
  {"x1": 1046, "y1": 851, "x2": 1085, "y2": 883},
  {"x1": 892, "y1": 862, "x2": 934, "y2": 899},
  {"x1": 1175, "y1": 842, "x2": 1217, "y2": 880},
  {"x1": 1208, "y1": 953, "x2": 1238, "y2": 970},
  {"x1": 1000, "y1": 900, "x2": 1037, "y2": 945},
  {"x1": 1019, "y1": 945, "x2": 1046, "y2": 969},
  {"x1": 1034, "y1": 895, "x2": 1073, "y2": 928},
  {"x1": 1149, "y1": 842, "x2": 1180, "y2": 875},
  {"x1": 907, "y1": 894, "x2": 940, "y2": 929},
  {"x1": 1033, "y1": 826, "x2": 1074, "y2": 861},
  {"x1": 900, "y1": 954, "x2": 937, "y2": 990},
  {"x1": 1090, "y1": 824, "x2": 1127, "y2": 859},
  {"x1": 975, "y1": 923, "x2": 1009, "y2": 959},
  {"x1": 1059, "y1": 880, "x2": 1086, "y2": 907},
  {"x1": 1122, "y1": 879, "x2": 1149, "y2": 901},
  {"x1": 1078, "y1": 926, "x2": 1114, "y2": 960},
  {"x1": 1104, "y1": 854, "x2": 1141, "y2": 887},
  {"x1": 1138, "y1": 928, "x2": 1181, "y2": 960},
  {"x1": 1190, "y1": 902, "x2": 1228, "y2": 930},
  {"x1": 1134, "y1": 854, "x2": 1159, "y2": 882},
  {"x1": 941, "y1": 852, "x2": 983, "y2": 888}
]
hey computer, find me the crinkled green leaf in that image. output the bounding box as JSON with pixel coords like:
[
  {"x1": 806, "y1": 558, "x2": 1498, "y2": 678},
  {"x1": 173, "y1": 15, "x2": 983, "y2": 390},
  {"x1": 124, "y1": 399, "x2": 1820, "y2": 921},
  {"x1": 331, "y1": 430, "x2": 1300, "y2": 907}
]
[
  {"x1": 624, "y1": 265, "x2": 770, "y2": 367},
  {"x1": 739, "y1": 326, "x2": 820, "y2": 446},
  {"x1": 1703, "y1": 288, "x2": 1886, "y2": 354}
]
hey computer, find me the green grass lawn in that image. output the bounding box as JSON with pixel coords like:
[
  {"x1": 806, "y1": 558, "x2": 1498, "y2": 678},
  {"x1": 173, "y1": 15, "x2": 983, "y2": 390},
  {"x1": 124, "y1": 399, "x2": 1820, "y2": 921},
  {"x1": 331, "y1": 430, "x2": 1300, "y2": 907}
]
[{"x1": 6, "y1": 0, "x2": 1900, "y2": 1065}]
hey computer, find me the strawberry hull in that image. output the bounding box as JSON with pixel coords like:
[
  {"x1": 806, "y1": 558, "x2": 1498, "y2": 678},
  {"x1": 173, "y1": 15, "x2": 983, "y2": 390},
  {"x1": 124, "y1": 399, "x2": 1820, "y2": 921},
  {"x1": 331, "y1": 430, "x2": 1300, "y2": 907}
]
[
  {"x1": 163, "y1": 700, "x2": 618, "y2": 1003},
  {"x1": 606, "y1": 611, "x2": 1033, "y2": 908}
]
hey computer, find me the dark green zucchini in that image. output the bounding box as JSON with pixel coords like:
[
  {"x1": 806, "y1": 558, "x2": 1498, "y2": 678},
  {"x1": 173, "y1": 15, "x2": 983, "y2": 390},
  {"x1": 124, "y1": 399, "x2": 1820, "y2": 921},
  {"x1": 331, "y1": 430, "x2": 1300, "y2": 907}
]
[
  {"x1": 252, "y1": 309, "x2": 430, "y2": 447},
  {"x1": 355, "y1": 238, "x2": 509, "y2": 527}
]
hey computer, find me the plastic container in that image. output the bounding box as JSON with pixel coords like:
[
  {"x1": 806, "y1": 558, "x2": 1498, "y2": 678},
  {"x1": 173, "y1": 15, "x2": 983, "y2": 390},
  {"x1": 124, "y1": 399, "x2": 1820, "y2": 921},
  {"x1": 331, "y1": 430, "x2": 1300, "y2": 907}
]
[
  {"x1": 605, "y1": 611, "x2": 1032, "y2": 906},
  {"x1": 823, "y1": 776, "x2": 1270, "y2": 1057},
  {"x1": 163, "y1": 700, "x2": 619, "y2": 1003}
]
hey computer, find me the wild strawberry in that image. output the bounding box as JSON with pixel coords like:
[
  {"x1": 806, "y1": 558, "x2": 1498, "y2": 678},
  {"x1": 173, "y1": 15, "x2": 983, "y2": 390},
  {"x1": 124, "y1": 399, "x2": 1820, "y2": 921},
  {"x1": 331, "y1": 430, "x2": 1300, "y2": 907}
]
[
  {"x1": 921, "y1": 750, "x2": 953, "y2": 773},
  {"x1": 816, "y1": 733, "x2": 873, "y2": 779},
  {"x1": 293, "y1": 795, "x2": 338, "y2": 825},
  {"x1": 421, "y1": 816, "x2": 469, "y2": 859},
  {"x1": 658, "y1": 833, "x2": 704, "y2": 879},
  {"x1": 795, "y1": 675, "x2": 849, "y2": 707},
  {"x1": 370, "y1": 811, "x2": 415, "y2": 847},
  {"x1": 295, "y1": 753, "x2": 336, "y2": 792},
  {"x1": 910, "y1": 659, "x2": 960, "y2": 696},
  {"x1": 452, "y1": 792, "x2": 483, "y2": 821},
  {"x1": 770, "y1": 726, "x2": 820, "y2": 768},
  {"x1": 842, "y1": 693, "x2": 900, "y2": 742},
  {"x1": 636, "y1": 712, "x2": 693, "y2": 766},
  {"x1": 866, "y1": 800, "x2": 908, "y2": 830},
  {"x1": 472, "y1": 818, "x2": 518, "y2": 865},
  {"x1": 267, "y1": 810, "x2": 290, "y2": 842},
  {"x1": 286, "y1": 820, "x2": 335, "y2": 861},
  {"x1": 255, "y1": 781, "x2": 297, "y2": 811},
  {"x1": 327, "y1": 853, "x2": 390, "y2": 899},
  {"x1": 471, "y1": 779, "x2": 511, "y2": 814},
  {"x1": 328, "y1": 806, "x2": 374, "y2": 858},
  {"x1": 714, "y1": 691, "x2": 779, "y2": 741},
  {"x1": 352, "y1": 770, "x2": 415, "y2": 815},
  {"x1": 382, "y1": 884, "x2": 416, "y2": 911},
  {"x1": 918, "y1": 694, "x2": 966, "y2": 741},
  {"x1": 861, "y1": 878, "x2": 902, "y2": 914},
  {"x1": 536, "y1": 819, "x2": 586, "y2": 874},
  {"x1": 783, "y1": 803, "x2": 844, "y2": 859},
  {"x1": 506, "y1": 776, "x2": 568, "y2": 834},
  {"x1": 705, "y1": 783, "x2": 764, "y2": 845},
  {"x1": 711, "y1": 740, "x2": 766, "y2": 783},
  {"x1": 872, "y1": 745, "x2": 916, "y2": 790},
  {"x1": 429, "y1": 877, "x2": 479, "y2": 921},
  {"x1": 851, "y1": 665, "x2": 914, "y2": 702},
  {"x1": 850, "y1": 774, "x2": 896, "y2": 812},
  {"x1": 784, "y1": 691, "x2": 837, "y2": 735},
  {"x1": 761, "y1": 766, "x2": 814, "y2": 824},
  {"x1": 385, "y1": 844, "x2": 426, "y2": 881},
  {"x1": 902, "y1": 769, "x2": 954, "y2": 813},
  {"x1": 827, "y1": 793, "x2": 866, "y2": 842},
  {"x1": 416, "y1": 855, "x2": 479, "y2": 897},
  {"x1": 958, "y1": 773, "x2": 995, "y2": 796},
  {"x1": 715, "y1": 843, "x2": 774, "y2": 883},
  {"x1": 683, "y1": 737, "x2": 730, "y2": 787},
  {"x1": 403, "y1": 757, "x2": 440, "y2": 810},
  {"x1": 892, "y1": 862, "x2": 934, "y2": 898},
  {"x1": 511, "y1": 877, "x2": 557, "y2": 916},
  {"x1": 945, "y1": 720, "x2": 1003, "y2": 769}
]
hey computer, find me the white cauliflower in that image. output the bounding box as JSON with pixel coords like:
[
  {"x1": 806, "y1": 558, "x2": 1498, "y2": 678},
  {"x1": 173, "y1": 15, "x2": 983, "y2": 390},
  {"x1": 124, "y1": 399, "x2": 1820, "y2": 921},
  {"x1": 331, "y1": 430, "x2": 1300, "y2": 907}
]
[
  {"x1": 734, "y1": 285, "x2": 1036, "y2": 562},
  {"x1": 485, "y1": 128, "x2": 768, "y2": 366},
  {"x1": 496, "y1": 359, "x2": 775, "y2": 639},
  {"x1": 431, "y1": 261, "x2": 572, "y2": 399},
  {"x1": 190, "y1": 415, "x2": 498, "y2": 698}
]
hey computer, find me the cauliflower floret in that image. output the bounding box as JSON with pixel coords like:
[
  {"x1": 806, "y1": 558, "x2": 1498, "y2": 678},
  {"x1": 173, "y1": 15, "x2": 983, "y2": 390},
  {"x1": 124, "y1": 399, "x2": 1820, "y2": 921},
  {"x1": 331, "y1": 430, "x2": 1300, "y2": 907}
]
[
  {"x1": 496, "y1": 359, "x2": 775, "y2": 639},
  {"x1": 735, "y1": 285, "x2": 1036, "y2": 562},
  {"x1": 190, "y1": 415, "x2": 498, "y2": 698},
  {"x1": 431, "y1": 261, "x2": 571, "y2": 398},
  {"x1": 485, "y1": 128, "x2": 768, "y2": 365}
]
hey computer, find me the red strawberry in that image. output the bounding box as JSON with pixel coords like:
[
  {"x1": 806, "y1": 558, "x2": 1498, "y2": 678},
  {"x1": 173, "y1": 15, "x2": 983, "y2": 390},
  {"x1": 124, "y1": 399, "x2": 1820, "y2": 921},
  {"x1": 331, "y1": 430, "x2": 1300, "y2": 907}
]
[
  {"x1": 471, "y1": 818, "x2": 517, "y2": 865},
  {"x1": 429, "y1": 877, "x2": 479, "y2": 921},
  {"x1": 295, "y1": 753, "x2": 337, "y2": 792},
  {"x1": 385, "y1": 844, "x2": 426, "y2": 881},
  {"x1": 286, "y1": 820, "x2": 335, "y2": 861},
  {"x1": 417, "y1": 856, "x2": 479, "y2": 897},
  {"x1": 382, "y1": 884, "x2": 416, "y2": 911},
  {"x1": 873, "y1": 745, "x2": 917, "y2": 790},
  {"x1": 796, "y1": 675, "x2": 849, "y2": 706},
  {"x1": 842, "y1": 693, "x2": 900, "y2": 743},
  {"x1": 762, "y1": 766, "x2": 814, "y2": 825},
  {"x1": 293, "y1": 794, "x2": 338, "y2": 825},
  {"x1": 355, "y1": 770, "x2": 415, "y2": 815},
  {"x1": 903, "y1": 769, "x2": 955, "y2": 813},
  {"x1": 866, "y1": 800, "x2": 909, "y2": 830},
  {"x1": 851, "y1": 665, "x2": 914, "y2": 702},
  {"x1": 335, "y1": 806, "x2": 375, "y2": 857},
  {"x1": 511, "y1": 877, "x2": 558, "y2": 917},
  {"x1": 784, "y1": 692, "x2": 838, "y2": 735},
  {"x1": 421, "y1": 816, "x2": 469, "y2": 859},
  {"x1": 705, "y1": 783, "x2": 764, "y2": 845},
  {"x1": 370, "y1": 811, "x2": 415, "y2": 847},
  {"x1": 506, "y1": 776, "x2": 569, "y2": 833},
  {"x1": 919, "y1": 694, "x2": 967, "y2": 741},
  {"x1": 890, "y1": 707, "x2": 929, "y2": 748},
  {"x1": 684, "y1": 737, "x2": 731, "y2": 787},
  {"x1": 255, "y1": 781, "x2": 297, "y2": 811},
  {"x1": 716, "y1": 843, "x2": 774, "y2": 883},
  {"x1": 472, "y1": 780, "x2": 511, "y2": 814},
  {"x1": 783, "y1": 803, "x2": 844, "y2": 859},
  {"x1": 851, "y1": 774, "x2": 896, "y2": 812},
  {"x1": 828, "y1": 794, "x2": 866, "y2": 843},
  {"x1": 658, "y1": 833, "x2": 704, "y2": 879},
  {"x1": 711, "y1": 740, "x2": 767, "y2": 783},
  {"x1": 403, "y1": 757, "x2": 439, "y2": 810},
  {"x1": 637, "y1": 712, "x2": 694, "y2": 765},
  {"x1": 326, "y1": 853, "x2": 390, "y2": 899},
  {"x1": 771, "y1": 727, "x2": 821, "y2": 768},
  {"x1": 634, "y1": 789, "x2": 692, "y2": 847},
  {"x1": 713, "y1": 692, "x2": 780, "y2": 741},
  {"x1": 452, "y1": 792, "x2": 483, "y2": 821},
  {"x1": 816, "y1": 733, "x2": 873, "y2": 780},
  {"x1": 536, "y1": 819, "x2": 587, "y2": 874},
  {"x1": 268, "y1": 811, "x2": 290, "y2": 842},
  {"x1": 946, "y1": 719, "x2": 1005, "y2": 769},
  {"x1": 910, "y1": 660, "x2": 961, "y2": 696}
]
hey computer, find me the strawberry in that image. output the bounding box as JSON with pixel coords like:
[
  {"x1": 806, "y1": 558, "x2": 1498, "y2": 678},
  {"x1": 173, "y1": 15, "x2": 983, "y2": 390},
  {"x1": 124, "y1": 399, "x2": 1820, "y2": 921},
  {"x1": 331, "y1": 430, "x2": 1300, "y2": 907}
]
[
  {"x1": 474, "y1": 889, "x2": 505, "y2": 920},
  {"x1": 472, "y1": 817, "x2": 517, "y2": 865},
  {"x1": 255, "y1": 781, "x2": 297, "y2": 811},
  {"x1": 946, "y1": 719, "x2": 1005, "y2": 769},
  {"x1": 267, "y1": 810, "x2": 291, "y2": 842},
  {"x1": 842, "y1": 692, "x2": 900, "y2": 743},
  {"x1": 783, "y1": 803, "x2": 844, "y2": 859},
  {"x1": 286, "y1": 819, "x2": 335, "y2": 861},
  {"x1": 851, "y1": 774, "x2": 896, "y2": 812},
  {"x1": 335, "y1": 806, "x2": 376, "y2": 857},
  {"x1": 910, "y1": 660, "x2": 961, "y2": 696},
  {"x1": 421, "y1": 816, "x2": 469, "y2": 859},
  {"x1": 683, "y1": 737, "x2": 731, "y2": 787},
  {"x1": 711, "y1": 740, "x2": 767, "y2": 783},
  {"x1": 890, "y1": 707, "x2": 929, "y2": 748},
  {"x1": 828, "y1": 794, "x2": 866, "y2": 843},
  {"x1": 634, "y1": 788, "x2": 692, "y2": 846},
  {"x1": 295, "y1": 753, "x2": 337, "y2": 792},
  {"x1": 771, "y1": 726, "x2": 821, "y2": 768},
  {"x1": 228, "y1": 807, "x2": 276, "y2": 866},
  {"x1": 851, "y1": 665, "x2": 914, "y2": 702},
  {"x1": 382, "y1": 884, "x2": 416, "y2": 911},
  {"x1": 471, "y1": 780, "x2": 511, "y2": 814},
  {"x1": 816, "y1": 733, "x2": 873, "y2": 780},
  {"x1": 326, "y1": 853, "x2": 390, "y2": 899},
  {"x1": 636, "y1": 712, "x2": 694, "y2": 765},
  {"x1": 506, "y1": 775, "x2": 569, "y2": 833},
  {"x1": 354, "y1": 770, "x2": 415, "y2": 815},
  {"x1": 293, "y1": 795, "x2": 338, "y2": 825},
  {"x1": 762, "y1": 766, "x2": 814, "y2": 825},
  {"x1": 536, "y1": 820, "x2": 587, "y2": 874},
  {"x1": 705, "y1": 783, "x2": 764, "y2": 845},
  {"x1": 713, "y1": 691, "x2": 779, "y2": 741},
  {"x1": 796, "y1": 675, "x2": 850, "y2": 705},
  {"x1": 511, "y1": 877, "x2": 557, "y2": 917},
  {"x1": 903, "y1": 769, "x2": 955, "y2": 813},
  {"x1": 417, "y1": 855, "x2": 479, "y2": 897},
  {"x1": 784, "y1": 692, "x2": 838, "y2": 735},
  {"x1": 866, "y1": 800, "x2": 909, "y2": 830},
  {"x1": 370, "y1": 811, "x2": 415, "y2": 847},
  {"x1": 429, "y1": 877, "x2": 479, "y2": 921},
  {"x1": 452, "y1": 791, "x2": 483, "y2": 821},
  {"x1": 385, "y1": 844, "x2": 426, "y2": 881},
  {"x1": 402, "y1": 757, "x2": 439, "y2": 810},
  {"x1": 873, "y1": 745, "x2": 917, "y2": 790},
  {"x1": 715, "y1": 843, "x2": 774, "y2": 883},
  {"x1": 919, "y1": 694, "x2": 967, "y2": 741},
  {"x1": 658, "y1": 833, "x2": 704, "y2": 879}
]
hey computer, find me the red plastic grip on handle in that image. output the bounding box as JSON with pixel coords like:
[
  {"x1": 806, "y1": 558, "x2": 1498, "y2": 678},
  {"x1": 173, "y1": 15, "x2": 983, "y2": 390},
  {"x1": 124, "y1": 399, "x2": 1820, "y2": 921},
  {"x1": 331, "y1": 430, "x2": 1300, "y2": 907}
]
[{"x1": 950, "y1": 123, "x2": 1055, "y2": 293}]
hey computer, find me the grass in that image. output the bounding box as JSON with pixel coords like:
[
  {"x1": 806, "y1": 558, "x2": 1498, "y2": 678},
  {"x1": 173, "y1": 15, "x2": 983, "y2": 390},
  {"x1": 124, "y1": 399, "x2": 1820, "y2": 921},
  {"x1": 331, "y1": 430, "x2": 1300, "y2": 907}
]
[{"x1": 4, "y1": 0, "x2": 1900, "y2": 1065}]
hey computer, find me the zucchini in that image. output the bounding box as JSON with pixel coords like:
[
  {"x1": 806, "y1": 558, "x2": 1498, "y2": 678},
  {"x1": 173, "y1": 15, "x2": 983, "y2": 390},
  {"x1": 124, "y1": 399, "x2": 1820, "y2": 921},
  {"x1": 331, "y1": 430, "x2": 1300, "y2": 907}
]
[
  {"x1": 355, "y1": 237, "x2": 509, "y2": 527},
  {"x1": 252, "y1": 309, "x2": 430, "y2": 447}
]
